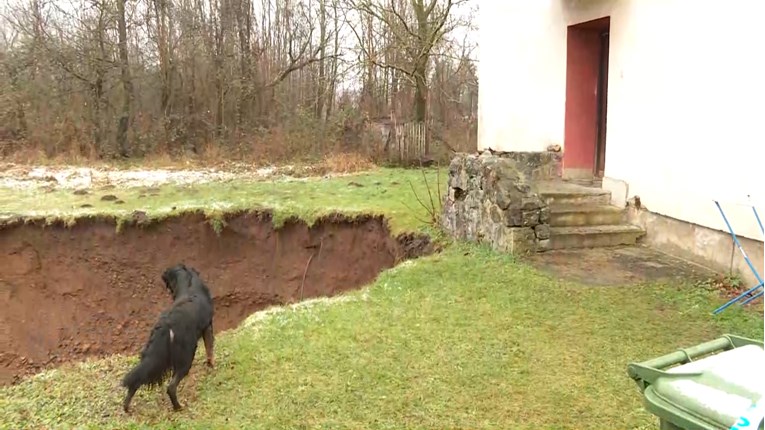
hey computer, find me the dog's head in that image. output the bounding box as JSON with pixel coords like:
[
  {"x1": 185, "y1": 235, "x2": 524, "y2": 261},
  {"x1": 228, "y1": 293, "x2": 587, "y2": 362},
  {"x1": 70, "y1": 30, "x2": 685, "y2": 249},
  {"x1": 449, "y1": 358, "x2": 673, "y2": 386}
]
[{"x1": 161, "y1": 263, "x2": 195, "y2": 299}]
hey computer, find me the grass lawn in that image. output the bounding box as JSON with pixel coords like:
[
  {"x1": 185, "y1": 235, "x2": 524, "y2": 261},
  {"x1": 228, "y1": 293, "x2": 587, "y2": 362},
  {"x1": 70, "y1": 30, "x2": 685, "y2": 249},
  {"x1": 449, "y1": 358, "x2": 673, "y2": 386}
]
[
  {"x1": 0, "y1": 167, "x2": 445, "y2": 234},
  {"x1": 0, "y1": 167, "x2": 762, "y2": 429}
]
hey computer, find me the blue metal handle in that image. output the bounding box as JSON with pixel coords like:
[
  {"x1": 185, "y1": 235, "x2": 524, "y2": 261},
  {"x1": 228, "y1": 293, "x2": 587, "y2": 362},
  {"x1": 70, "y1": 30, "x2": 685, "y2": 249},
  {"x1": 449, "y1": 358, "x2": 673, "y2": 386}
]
[
  {"x1": 753, "y1": 206, "x2": 764, "y2": 236},
  {"x1": 741, "y1": 290, "x2": 764, "y2": 306},
  {"x1": 714, "y1": 282, "x2": 764, "y2": 315},
  {"x1": 711, "y1": 201, "x2": 764, "y2": 314},
  {"x1": 714, "y1": 201, "x2": 764, "y2": 285}
]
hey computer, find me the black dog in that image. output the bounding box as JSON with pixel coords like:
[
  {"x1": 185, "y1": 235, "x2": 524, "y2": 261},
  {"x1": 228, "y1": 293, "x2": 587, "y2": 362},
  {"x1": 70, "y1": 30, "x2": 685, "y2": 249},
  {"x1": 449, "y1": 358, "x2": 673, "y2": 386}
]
[{"x1": 121, "y1": 264, "x2": 215, "y2": 413}]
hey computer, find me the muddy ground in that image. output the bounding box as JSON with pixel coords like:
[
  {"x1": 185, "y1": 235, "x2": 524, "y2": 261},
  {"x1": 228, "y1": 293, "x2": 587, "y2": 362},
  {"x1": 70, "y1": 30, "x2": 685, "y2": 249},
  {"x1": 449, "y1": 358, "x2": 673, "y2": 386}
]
[
  {"x1": 524, "y1": 245, "x2": 717, "y2": 286},
  {"x1": 0, "y1": 212, "x2": 433, "y2": 385}
]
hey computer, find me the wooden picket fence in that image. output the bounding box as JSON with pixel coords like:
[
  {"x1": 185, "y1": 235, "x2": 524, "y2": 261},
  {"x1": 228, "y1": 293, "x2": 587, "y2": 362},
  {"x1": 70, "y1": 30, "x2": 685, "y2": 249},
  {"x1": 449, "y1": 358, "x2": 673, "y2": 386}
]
[{"x1": 383, "y1": 121, "x2": 428, "y2": 165}]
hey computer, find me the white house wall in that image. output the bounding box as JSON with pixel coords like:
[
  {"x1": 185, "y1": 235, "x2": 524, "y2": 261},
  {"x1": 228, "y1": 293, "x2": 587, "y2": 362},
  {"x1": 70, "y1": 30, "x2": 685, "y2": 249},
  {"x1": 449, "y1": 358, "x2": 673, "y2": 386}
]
[
  {"x1": 477, "y1": 1, "x2": 567, "y2": 152},
  {"x1": 478, "y1": 0, "x2": 765, "y2": 241}
]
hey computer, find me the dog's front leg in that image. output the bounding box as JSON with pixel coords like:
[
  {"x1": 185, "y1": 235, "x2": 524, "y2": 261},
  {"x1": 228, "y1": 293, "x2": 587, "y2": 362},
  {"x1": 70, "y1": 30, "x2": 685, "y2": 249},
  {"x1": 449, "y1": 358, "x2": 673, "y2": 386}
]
[{"x1": 203, "y1": 323, "x2": 215, "y2": 368}]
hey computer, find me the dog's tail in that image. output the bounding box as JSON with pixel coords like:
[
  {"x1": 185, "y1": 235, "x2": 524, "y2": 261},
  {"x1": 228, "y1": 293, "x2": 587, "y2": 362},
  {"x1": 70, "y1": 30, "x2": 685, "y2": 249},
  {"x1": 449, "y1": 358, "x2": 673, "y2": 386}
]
[{"x1": 122, "y1": 320, "x2": 172, "y2": 390}]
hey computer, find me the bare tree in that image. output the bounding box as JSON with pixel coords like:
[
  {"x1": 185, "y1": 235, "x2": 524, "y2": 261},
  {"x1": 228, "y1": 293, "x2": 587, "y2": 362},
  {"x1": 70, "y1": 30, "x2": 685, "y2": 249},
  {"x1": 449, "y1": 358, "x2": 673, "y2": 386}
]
[
  {"x1": 0, "y1": 0, "x2": 477, "y2": 161},
  {"x1": 349, "y1": 0, "x2": 463, "y2": 122}
]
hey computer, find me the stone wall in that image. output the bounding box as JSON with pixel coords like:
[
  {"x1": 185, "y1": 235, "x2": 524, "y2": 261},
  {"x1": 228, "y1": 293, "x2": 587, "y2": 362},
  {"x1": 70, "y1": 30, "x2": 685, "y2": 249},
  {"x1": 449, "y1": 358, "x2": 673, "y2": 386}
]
[{"x1": 442, "y1": 151, "x2": 562, "y2": 254}]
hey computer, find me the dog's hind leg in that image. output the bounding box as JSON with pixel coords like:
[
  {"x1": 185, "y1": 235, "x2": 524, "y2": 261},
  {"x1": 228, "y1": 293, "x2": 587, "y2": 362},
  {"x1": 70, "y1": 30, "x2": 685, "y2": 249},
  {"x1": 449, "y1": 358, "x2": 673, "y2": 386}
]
[
  {"x1": 123, "y1": 387, "x2": 137, "y2": 413},
  {"x1": 166, "y1": 366, "x2": 190, "y2": 411},
  {"x1": 166, "y1": 342, "x2": 194, "y2": 412},
  {"x1": 203, "y1": 323, "x2": 215, "y2": 368}
]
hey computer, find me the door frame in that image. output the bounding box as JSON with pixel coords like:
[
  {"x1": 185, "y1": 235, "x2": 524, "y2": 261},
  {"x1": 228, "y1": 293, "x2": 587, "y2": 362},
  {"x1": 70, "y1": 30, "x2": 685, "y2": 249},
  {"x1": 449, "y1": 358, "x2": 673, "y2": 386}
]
[
  {"x1": 563, "y1": 16, "x2": 611, "y2": 181},
  {"x1": 594, "y1": 29, "x2": 610, "y2": 178}
]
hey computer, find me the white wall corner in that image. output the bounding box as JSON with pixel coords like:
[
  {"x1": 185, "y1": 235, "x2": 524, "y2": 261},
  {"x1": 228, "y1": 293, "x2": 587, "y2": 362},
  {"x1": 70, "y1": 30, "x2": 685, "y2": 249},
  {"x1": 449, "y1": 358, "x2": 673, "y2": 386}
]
[{"x1": 602, "y1": 177, "x2": 629, "y2": 208}]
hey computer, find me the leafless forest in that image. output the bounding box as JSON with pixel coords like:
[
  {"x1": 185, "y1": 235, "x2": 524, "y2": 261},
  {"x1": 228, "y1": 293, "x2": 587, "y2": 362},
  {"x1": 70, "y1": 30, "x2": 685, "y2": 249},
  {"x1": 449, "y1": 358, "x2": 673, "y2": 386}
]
[{"x1": 0, "y1": 0, "x2": 478, "y2": 164}]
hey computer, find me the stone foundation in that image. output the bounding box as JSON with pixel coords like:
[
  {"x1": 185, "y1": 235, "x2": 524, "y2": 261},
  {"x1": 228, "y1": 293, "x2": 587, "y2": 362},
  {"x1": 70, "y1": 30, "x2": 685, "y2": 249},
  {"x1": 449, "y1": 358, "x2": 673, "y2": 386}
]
[
  {"x1": 442, "y1": 151, "x2": 562, "y2": 254},
  {"x1": 626, "y1": 206, "x2": 764, "y2": 287}
]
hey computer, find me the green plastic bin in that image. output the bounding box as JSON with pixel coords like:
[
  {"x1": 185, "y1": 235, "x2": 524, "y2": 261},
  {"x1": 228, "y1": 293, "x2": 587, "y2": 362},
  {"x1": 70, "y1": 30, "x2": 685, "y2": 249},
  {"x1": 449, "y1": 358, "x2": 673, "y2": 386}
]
[{"x1": 627, "y1": 334, "x2": 764, "y2": 430}]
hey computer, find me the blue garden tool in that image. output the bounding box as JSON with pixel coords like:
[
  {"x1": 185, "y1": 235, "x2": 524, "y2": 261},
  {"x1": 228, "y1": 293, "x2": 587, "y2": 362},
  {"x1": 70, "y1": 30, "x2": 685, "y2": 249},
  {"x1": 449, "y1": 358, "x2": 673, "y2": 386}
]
[{"x1": 712, "y1": 200, "x2": 764, "y2": 315}]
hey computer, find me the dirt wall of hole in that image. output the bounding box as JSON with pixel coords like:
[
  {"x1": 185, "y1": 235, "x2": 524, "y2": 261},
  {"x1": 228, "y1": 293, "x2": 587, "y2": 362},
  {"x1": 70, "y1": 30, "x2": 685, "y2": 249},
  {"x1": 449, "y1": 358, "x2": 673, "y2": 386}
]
[{"x1": 0, "y1": 212, "x2": 432, "y2": 385}]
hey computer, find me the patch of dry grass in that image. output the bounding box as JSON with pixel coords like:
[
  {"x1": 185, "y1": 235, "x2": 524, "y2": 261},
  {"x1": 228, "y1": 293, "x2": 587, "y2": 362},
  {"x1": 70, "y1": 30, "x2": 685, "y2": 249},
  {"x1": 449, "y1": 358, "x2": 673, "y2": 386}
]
[
  {"x1": 319, "y1": 152, "x2": 376, "y2": 174},
  {"x1": 2, "y1": 144, "x2": 379, "y2": 175}
]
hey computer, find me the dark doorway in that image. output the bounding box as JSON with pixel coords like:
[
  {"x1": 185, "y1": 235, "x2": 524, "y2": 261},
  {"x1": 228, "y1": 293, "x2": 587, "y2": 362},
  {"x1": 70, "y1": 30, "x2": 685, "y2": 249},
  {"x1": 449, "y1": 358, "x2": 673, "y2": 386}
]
[
  {"x1": 564, "y1": 17, "x2": 610, "y2": 180},
  {"x1": 595, "y1": 30, "x2": 609, "y2": 178}
]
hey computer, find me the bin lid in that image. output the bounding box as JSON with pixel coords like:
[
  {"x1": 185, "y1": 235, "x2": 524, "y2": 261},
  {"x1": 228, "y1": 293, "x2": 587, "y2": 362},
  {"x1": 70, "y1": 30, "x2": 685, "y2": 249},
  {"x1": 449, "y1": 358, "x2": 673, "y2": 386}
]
[{"x1": 651, "y1": 344, "x2": 764, "y2": 429}]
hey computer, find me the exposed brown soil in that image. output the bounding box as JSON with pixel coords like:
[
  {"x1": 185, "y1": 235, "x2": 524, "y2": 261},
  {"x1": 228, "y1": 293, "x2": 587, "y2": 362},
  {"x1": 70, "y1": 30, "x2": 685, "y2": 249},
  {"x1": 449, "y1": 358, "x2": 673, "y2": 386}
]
[{"x1": 0, "y1": 212, "x2": 433, "y2": 385}]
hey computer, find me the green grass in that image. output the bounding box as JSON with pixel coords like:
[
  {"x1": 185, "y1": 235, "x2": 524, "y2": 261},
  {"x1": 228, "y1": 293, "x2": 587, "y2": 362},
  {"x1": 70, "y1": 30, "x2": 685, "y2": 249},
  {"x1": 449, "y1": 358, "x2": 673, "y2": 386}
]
[
  {"x1": 1, "y1": 245, "x2": 761, "y2": 430},
  {"x1": 0, "y1": 167, "x2": 445, "y2": 234},
  {"x1": 1, "y1": 166, "x2": 763, "y2": 429}
]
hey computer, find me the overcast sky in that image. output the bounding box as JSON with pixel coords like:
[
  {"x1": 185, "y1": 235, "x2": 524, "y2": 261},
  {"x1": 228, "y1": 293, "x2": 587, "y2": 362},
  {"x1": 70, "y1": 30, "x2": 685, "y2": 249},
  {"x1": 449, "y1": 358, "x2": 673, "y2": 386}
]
[{"x1": 1, "y1": 0, "x2": 478, "y2": 94}]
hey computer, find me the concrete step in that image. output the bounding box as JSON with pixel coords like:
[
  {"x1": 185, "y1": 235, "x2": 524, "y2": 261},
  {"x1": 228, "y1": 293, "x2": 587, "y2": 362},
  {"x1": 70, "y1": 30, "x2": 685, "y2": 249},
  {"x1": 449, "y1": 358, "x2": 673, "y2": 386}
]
[
  {"x1": 549, "y1": 204, "x2": 625, "y2": 227},
  {"x1": 563, "y1": 177, "x2": 603, "y2": 188},
  {"x1": 537, "y1": 181, "x2": 611, "y2": 206},
  {"x1": 548, "y1": 224, "x2": 645, "y2": 250}
]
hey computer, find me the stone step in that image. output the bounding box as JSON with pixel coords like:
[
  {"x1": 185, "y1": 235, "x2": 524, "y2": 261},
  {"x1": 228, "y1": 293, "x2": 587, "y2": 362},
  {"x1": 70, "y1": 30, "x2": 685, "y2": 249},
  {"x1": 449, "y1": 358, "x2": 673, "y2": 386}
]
[
  {"x1": 536, "y1": 181, "x2": 611, "y2": 206},
  {"x1": 548, "y1": 224, "x2": 645, "y2": 250},
  {"x1": 549, "y1": 204, "x2": 625, "y2": 227},
  {"x1": 563, "y1": 177, "x2": 603, "y2": 188}
]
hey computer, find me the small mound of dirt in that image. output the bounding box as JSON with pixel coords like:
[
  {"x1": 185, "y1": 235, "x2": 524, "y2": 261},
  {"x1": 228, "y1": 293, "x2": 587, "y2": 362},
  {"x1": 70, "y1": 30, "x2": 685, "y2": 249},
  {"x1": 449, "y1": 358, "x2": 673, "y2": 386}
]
[
  {"x1": 396, "y1": 232, "x2": 438, "y2": 260},
  {"x1": 0, "y1": 212, "x2": 432, "y2": 385}
]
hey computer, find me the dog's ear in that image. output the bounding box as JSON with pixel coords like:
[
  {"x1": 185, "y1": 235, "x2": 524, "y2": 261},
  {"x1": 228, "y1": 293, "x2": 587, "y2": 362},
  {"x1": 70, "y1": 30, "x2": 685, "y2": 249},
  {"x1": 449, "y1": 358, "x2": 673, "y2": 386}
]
[{"x1": 161, "y1": 267, "x2": 176, "y2": 293}]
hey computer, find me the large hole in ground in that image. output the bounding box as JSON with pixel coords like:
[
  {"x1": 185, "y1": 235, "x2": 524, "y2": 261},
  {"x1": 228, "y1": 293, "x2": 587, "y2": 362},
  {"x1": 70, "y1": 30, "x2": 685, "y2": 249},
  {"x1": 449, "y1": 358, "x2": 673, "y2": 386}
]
[{"x1": 0, "y1": 212, "x2": 433, "y2": 385}]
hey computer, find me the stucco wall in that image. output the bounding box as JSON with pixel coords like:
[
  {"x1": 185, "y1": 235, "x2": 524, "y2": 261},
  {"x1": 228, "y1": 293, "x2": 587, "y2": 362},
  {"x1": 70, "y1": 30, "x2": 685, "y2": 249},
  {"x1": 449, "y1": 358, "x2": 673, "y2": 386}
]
[
  {"x1": 477, "y1": 2, "x2": 567, "y2": 152},
  {"x1": 478, "y1": 0, "x2": 765, "y2": 241}
]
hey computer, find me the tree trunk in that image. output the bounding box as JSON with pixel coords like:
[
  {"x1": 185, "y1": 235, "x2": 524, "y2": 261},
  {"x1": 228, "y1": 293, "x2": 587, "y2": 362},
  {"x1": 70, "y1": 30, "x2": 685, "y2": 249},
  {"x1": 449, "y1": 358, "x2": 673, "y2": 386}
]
[
  {"x1": 211, "y1": 0, "x2": 226, "y2": 136},
  {"x1": 116, "y1": 0, "x2": 133, "y2": 157},
  {"x1": 315, "y1": 0, "x2": 327, "y2": 120},
  {"x1": 93, "y1": 5, "x2": 108, "y2": 157},
  {"x1": 413, "y1": 55, "x2": 428, "y2": 123},
  {"x1": 324, "y1": 0, "x2": 340, "y2": 121},
  {"x1": 154, "y1": 0, "x2": 173, "y2": 151},
  {"x1": 235, "y1": 0, "x2": 252, "y2": 129}
]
